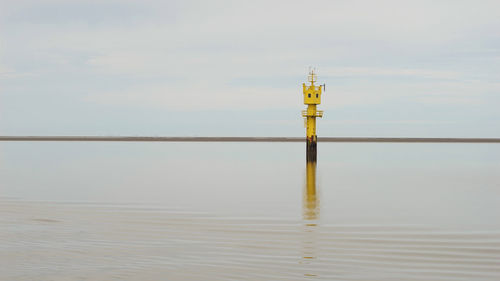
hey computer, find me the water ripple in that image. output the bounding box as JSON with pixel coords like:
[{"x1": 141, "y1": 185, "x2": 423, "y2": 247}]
[{"x1": 1, "y1": 200, "x2": 499, "y2": 281}]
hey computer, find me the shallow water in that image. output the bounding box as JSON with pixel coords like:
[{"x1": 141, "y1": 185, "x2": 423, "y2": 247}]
[{"x1": 1, "y1": 142, "x2": 499, "y2": 280}]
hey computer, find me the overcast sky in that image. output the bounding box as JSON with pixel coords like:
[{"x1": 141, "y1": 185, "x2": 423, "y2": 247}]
[{"x1": 1, "y1": 0, "x2": 499, "y2": 137}]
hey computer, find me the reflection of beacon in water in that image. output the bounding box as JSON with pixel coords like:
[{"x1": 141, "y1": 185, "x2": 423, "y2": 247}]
[
  {"x1": 303, "y1": 161, "x2": 319, "y2": 221},
  {"x1": 300, "y1": 160, "x2": 319, "y2": 277},
  {"x1": 302, "y1": 69, "x2": 325, "y2": 162}
]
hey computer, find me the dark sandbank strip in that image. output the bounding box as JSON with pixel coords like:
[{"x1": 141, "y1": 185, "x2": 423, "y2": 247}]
[{"x1": 1, "y1": 136, "x2": 499, "y2": 143}]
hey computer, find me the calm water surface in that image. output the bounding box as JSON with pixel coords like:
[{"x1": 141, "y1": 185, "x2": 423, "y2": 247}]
[{"x1": 1, "y1": 142, "x2": 499, "y2": 280}]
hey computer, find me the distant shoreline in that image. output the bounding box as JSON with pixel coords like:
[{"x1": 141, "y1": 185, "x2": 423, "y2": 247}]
[{"x1": 1, "y1": 136, "x2": 499, "y2": 143}]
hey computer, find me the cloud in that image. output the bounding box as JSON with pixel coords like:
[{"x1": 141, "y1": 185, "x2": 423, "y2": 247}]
[
  {"x1": 322, "y1": 119, "x2": 456, "y2": 125},
  {"x1": 321, "y1": 67, "x2": 459, "y2": 80},
  {"x1": 1, "y1": 0, "x2": 500, "y2": 136},
  {"x1": 0, "y1": 65, "x2": 33, "y2": 79},
  {"x1": 84, "y1": 83, "x2": 298, "y2": 111}
]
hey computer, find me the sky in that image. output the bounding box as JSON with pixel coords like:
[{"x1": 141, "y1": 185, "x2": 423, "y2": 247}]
[{"x1": 0, "y1": 0, "x2": 499, "y2": 137}]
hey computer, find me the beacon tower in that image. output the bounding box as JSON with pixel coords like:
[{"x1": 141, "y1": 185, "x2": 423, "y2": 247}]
[{"x1": 302, "y1": 70, "x2": 324, "y2": 162}]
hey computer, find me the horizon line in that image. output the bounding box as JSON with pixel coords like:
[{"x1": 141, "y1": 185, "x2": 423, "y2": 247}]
[{"x1": 1, "y1": 136, "x2": 500, "y2": 143}]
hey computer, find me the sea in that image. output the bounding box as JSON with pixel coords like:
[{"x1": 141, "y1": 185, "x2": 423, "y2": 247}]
[{"x1": 1, "y1": 141, "x2": 499, "y2": 280}]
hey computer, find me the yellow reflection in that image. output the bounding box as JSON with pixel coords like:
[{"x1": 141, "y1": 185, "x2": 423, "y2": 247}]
[
  {"x1": 303, "y1": 161, "x2": 319, "y2": 221},
  {"x1": 300, "y1": 160, "x2": 320, "y2": 277}
]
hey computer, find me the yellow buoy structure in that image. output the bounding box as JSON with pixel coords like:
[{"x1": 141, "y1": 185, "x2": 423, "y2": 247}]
[{"x1": 302, "y1": 69, "x2": 324, "y2": 162}]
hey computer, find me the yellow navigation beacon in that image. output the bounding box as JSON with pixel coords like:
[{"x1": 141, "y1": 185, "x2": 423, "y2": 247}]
[{"x1": 302, "y1": 69, "x2": 324, "y2": 162}]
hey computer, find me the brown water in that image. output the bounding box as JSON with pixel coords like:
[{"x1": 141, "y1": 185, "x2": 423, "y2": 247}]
[{"x1": 1, "y1": 142, "x2": 499, "y2": 280}]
